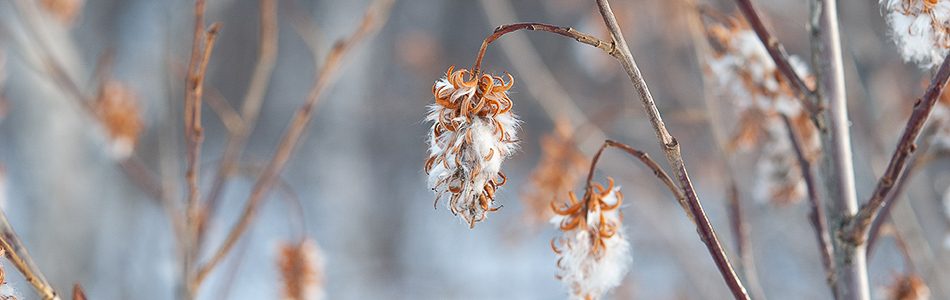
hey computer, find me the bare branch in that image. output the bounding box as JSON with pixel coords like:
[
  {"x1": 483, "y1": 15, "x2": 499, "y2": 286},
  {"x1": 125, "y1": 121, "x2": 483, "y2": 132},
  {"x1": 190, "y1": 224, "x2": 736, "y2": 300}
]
[{"x1": 191, "y1": 0, "x2": 394, "y2": 287}]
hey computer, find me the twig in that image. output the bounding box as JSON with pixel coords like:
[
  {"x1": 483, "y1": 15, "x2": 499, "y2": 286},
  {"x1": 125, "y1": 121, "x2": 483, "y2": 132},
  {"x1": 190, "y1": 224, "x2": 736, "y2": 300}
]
[
  {"x1": 191, "y1": 0, "x2": 394, "y2": 288},
  {"x1": 0, "y1": 208, "x2": 60, "y2": 300},
  {"x1": 781, "y1": 114, "x2": 837, "y2": 297},
  {"x1": 733, "y1": 0, "x2": 820, "y2": 117},
  {"x1": 594, "y1": 0, "x2": 749, "y2": 298},
  {"x1": 202, "y1": 0, "x2": 279, "y2": 226},
  {"x1": 843, "y1": 54, "x2": 950, "y2": 244},
  {"x1": 181, "y1": 1, "x2": 220, "y2": 298},
  {"x1": 808, "y1": 0, "x2": 867, "y2": 298}
]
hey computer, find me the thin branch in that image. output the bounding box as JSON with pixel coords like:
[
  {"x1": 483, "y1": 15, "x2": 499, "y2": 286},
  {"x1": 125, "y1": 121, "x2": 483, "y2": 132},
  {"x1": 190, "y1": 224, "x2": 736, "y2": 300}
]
[
  {"x1": 781, "y1": 114, "x2": 837, "y2": 297},
  {"x1": 842, "y1": 53, "x2": 950, "y2": 244},
  {"x1": 733, "y1": 0, "x2": 820, "y2": 117},
  {"x1": 471, "y1": 22, "x2": 616, "y2": 76},
  {"x1": 190, "y1": 0, "x2": 394, "y2": 288},
  {"x1": 0, "y1": 208, "x2": 60, "y2": 300},
  {"x1": 593, "y1": 0, "x2": 749, "y2": 298},
  {"x1": 202, "y1": 0, "x2": 279, "y2": 225}
]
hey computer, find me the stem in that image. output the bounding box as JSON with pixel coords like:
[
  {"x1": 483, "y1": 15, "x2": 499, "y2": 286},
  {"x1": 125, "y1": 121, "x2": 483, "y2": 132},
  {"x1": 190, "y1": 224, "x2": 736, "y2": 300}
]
[
  {"x1": 808, "y1": 0, "x2": 867, "y2": 298},
  {"x1": 593, "y1": 0, "x2": 748, "y2": 298},
  {"x1": 0, "y1": 208, "x2": 60, "y2": 300},
  {"x1": 734, "y1": 0, "x2": 820, "y2": 117},
  {"x1": 843, "y1": 54, "x2": 950, "y2": 244},
  {"x1": 190, "y1": 0, "x2": 394, "y2": 288},
  {"x1": 781, "y1": 115, "x2": 837, "y2": 298}
]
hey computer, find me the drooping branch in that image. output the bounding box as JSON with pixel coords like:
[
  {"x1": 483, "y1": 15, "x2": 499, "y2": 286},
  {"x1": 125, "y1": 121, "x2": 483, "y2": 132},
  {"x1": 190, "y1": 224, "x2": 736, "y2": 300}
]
[{"x1": 471, "y1": 22, "x2": 616, "y2": 76}]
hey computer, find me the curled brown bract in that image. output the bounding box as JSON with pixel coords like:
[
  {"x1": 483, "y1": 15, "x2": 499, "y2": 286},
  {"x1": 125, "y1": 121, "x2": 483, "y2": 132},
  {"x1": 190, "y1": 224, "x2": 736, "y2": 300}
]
[{"x1": 550, "y1": 177, "x2": 623, "y2": 257}]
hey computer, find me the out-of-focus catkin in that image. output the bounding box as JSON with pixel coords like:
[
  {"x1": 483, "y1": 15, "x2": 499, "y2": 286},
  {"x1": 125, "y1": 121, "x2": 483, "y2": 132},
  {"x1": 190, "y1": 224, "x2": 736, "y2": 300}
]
[
  {"x1": 881, "y1": 273, "x2": 930, "y2": 300},
  {"x1": 40, "y1": 0, "x2": 85, "y2": 25},
  {"x1": 93, "y1": 80, "x2": 143, "y2": 160},
  {"x1": 277, "y1": 238, "x2": 326, "y2": 300},
  {"x1": 705, "y1": 18, "x2": 819, "y2": 205},
  {"x1": 425, "y1": 66, "x2": 519, "y2": 228},
  {"x1": 551, "y1": 178, "x2": 630, "y2": 300},
  {"x1": 520, "y1": 119, "x2": 587, "y2": 228},
  {"x1": 883, "y1": 0, "x2": 950, "y2": 68}
]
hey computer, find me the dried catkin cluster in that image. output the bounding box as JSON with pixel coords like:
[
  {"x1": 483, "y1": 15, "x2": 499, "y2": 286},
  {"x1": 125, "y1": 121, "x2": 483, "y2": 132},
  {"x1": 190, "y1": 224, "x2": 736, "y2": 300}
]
[
  {"x1": 520, "y1": 119, "x2": 587, "y2": 227},
  {"x1": 883, "y1": 0, "x2": 950, "y2": 68},
  {"x1": 94, "y1": 80, "x2": 143, "y2": 160},
  {"x1": 425, "y1": 66, "x2": 519, "y2": 228},
  {"x1": 705, "y1": 20, "x2": 819, "y2": 205},
  {"x1": 551, "y1": 178, "x2": 630, "y2": 300}
]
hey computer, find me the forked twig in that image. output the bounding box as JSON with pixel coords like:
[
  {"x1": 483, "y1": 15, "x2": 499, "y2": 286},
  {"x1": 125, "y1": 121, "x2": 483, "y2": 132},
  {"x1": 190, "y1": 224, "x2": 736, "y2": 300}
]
[
  {"x1": 842, "y1": 53, "x2": 950, "y2": 244},
  {"x1": 0, "y1": 208, "x2": 60, "y2": 300},
  {"x1": 191, "y1": 0, "x2": 394, "y2": 287}
]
